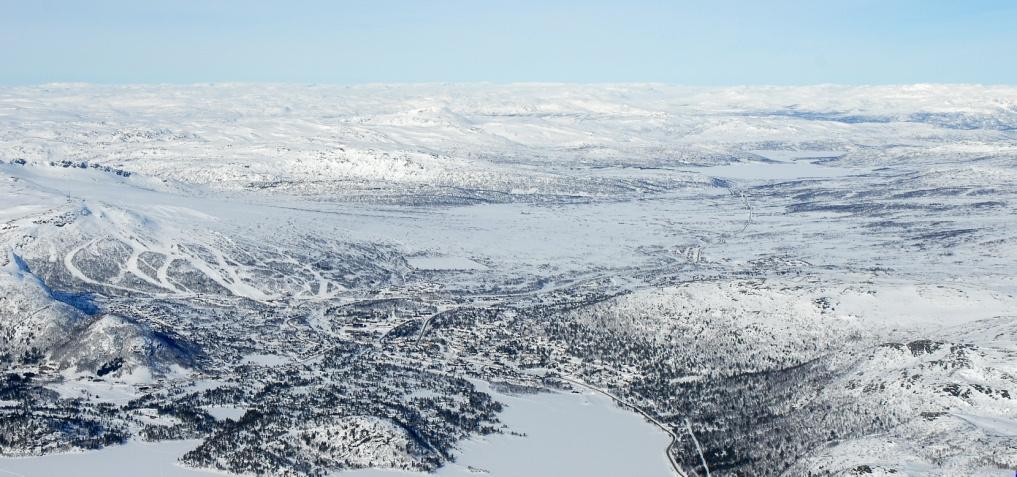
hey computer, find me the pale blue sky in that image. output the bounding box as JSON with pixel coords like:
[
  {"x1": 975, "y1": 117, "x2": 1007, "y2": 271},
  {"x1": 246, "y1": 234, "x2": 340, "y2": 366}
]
[{"x1": 2, "y1": 0, "x2": 1015, "y2": 85}]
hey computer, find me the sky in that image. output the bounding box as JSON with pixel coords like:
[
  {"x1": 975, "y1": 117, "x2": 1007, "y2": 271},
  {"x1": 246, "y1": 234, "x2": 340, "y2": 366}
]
[{"x1": 1, "y1": 0, "x2": 1015, "y2": 85}]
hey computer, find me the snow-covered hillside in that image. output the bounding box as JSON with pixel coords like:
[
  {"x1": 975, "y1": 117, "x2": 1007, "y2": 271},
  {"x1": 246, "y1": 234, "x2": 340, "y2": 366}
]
[{"x1": 0, "y1": 84, "x2": 1015, "y2": 476}]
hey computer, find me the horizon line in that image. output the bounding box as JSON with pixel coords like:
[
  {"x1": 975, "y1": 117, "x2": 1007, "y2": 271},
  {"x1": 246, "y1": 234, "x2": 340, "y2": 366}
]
[{"x1": 4, "y1": 81, "x2": 1017, "y2": 89}]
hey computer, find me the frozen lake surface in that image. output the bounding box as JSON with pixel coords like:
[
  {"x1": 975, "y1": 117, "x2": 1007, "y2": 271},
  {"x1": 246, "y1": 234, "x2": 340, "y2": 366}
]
[
  {"x1": 749, "y1": 149, "x2": 846, "y2": 162},
  {"x1": 0, "y1": 440, "x2": 218, "y2": 477},
  {"x1": 696, "y1": 149, "x2": 855, "y2": 180},
  {"x1": 406, "y1": 256, "x2": 487, "y2": 271},
  {"x1": 342, "y1": 381, "x2": 673, "y2": 477},
  {"x1": 0, "y1": 382, "x2": 672, "y2": 477},
  {"x1": 697, "y1": 161, "x2": 854, "y2": 181}
]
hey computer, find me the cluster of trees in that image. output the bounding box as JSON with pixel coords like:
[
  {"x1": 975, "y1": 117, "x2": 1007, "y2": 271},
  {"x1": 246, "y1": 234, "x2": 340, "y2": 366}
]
[
  {"x1": 0, "y1": 373, "x2": 128, "y2": 456},
  {"x1": 119, "y1": 338, "x2": 504, "y2": 476},
  {"x1": 395, "y1": 287, "x2": 906, "y2": 477},
  {"x1": 527, "y1": 291, "x2": 897, "y2": 476}
]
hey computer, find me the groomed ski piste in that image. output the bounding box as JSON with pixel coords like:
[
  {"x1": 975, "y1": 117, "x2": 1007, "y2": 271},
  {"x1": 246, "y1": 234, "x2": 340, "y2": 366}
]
[{"x1": 0, "y1": 84, "x2": 1015, "y2": 476}]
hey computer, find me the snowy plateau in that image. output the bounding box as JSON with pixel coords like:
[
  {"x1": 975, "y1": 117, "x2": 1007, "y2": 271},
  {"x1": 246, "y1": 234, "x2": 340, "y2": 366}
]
[{"x1": 0, "y1": 83, "x2": 1015, "y2": 476}]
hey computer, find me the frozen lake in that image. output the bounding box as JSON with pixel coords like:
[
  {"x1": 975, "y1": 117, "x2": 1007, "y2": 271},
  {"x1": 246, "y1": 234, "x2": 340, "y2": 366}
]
[
  {"x1": 0, "y1": 382, "x2": 673, "y2": 477},
  {"x1": 343, "y1": 380, "x2": 674, "y2": 477},
  {"x1": 696, "y1": 149, "x2": 856, "y2": 181},
  {"x1": 0, "y1": 440, "x2": 218, "y2": 477},
  {"x1": 407, "y1": 255, "x2": 487, "y2": 271}
]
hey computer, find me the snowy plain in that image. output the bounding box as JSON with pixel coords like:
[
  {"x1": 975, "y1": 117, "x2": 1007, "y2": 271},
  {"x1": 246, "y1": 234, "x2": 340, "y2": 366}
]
[{"x1": 0, "y1": 84, "x2": 1015, "y2": 476}]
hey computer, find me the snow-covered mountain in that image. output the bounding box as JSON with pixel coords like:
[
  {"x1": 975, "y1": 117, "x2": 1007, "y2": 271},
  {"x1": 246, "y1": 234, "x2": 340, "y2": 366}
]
[{"x1": 0, "y1": 84, "x2": 1015, "y2": 476}]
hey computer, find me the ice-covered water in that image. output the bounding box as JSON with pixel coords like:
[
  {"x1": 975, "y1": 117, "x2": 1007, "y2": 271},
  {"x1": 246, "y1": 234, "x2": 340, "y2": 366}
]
[
  {"x1": 342, "y1": 381, "x2": 673, "y2": 477},
  {"x1": 0, "y1": 440, "x2": 217, "y2": 477},
  {"x1": 0, "y1": 384, "x2": 673, "y2": 477}
]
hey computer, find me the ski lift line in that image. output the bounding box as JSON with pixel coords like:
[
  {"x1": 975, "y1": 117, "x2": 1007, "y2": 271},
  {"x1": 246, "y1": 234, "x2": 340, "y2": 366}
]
[{"x1": 686, "y1": 418, "x2": 712, "y2": 477}]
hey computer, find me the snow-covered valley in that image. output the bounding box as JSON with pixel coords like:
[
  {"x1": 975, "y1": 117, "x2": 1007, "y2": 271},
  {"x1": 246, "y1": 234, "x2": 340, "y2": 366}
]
[{"x1": 0, "y1": 84, "x2": 1015, "y2": 476}]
